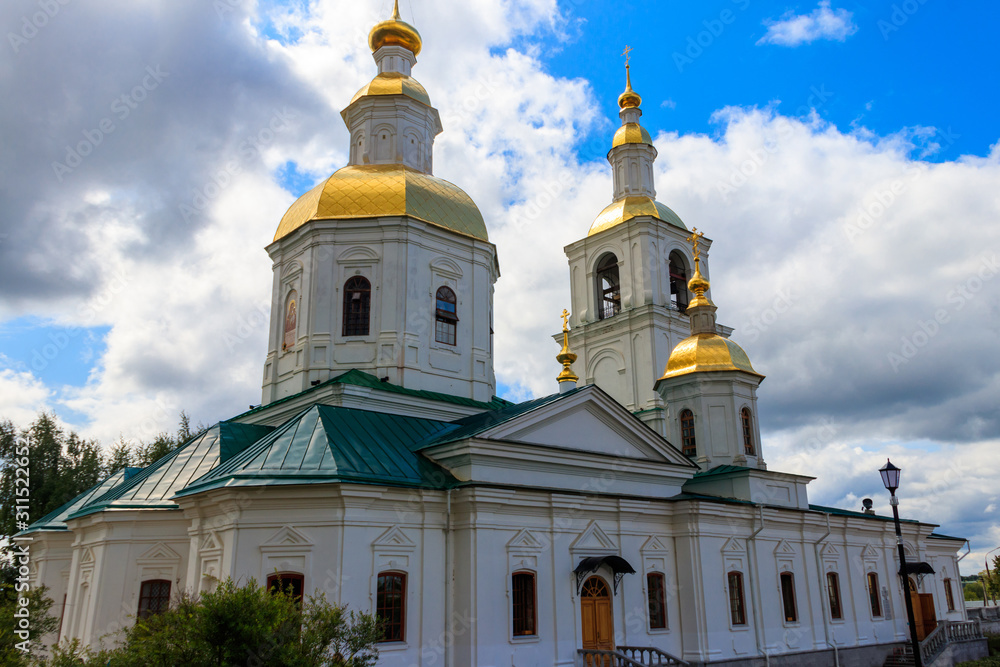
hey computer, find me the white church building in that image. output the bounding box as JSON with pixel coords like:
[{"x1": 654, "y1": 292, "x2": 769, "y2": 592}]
[{"x1": 23, "y1": 5, "x2": 980, "y2": 666}]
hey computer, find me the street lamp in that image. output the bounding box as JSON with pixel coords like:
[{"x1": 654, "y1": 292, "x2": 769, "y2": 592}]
[{"x1": 880, "y1": 459, "x2": 923, "y2": 667}]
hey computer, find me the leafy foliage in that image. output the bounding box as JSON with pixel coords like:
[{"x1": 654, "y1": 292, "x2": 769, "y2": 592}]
[
  {"x1": 0, "y1": 584, "x2": 59, "y2": 667},
  {"x1": 45, "y1": 578, "x2": 381, "y2": 667}
]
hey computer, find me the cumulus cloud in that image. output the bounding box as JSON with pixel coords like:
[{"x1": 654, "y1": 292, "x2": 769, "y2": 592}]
[
  {"x1": 0, "y1": 364, "x2": 53, "y2": 426},
  {"x1": 757, "y1": 1, "x2": 858, "y2": 46}
]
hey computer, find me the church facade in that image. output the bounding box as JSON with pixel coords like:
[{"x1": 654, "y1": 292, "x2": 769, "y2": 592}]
[{"x1": 23, "y1": 6, "x2": 973, "y2": 666}]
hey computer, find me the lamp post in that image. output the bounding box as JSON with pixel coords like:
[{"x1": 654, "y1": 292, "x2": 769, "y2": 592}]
[{"x1": 880, "y1": 459, "x2": 923, "y2": 667}]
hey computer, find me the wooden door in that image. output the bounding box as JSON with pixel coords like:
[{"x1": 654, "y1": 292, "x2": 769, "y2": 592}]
[
  {"x1": 909, "y1": 585, "x2": 924, "y2": 640},
  {"x1": 919, "y1": 594, "x2": 937, "y2": 640},
  {"x1": 581, "y1": 576, "x2": 614, "y2": 652}
]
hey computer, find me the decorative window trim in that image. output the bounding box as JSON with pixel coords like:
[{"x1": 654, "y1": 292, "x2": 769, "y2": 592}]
[
  {"x1": 506, "y1": 529, "x2": 543, "y2": 643},
  {"x1": 259, "y1": 526, "x2": 313, "y2": 586}
]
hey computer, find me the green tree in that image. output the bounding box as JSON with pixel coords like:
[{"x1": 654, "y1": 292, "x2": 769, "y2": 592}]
[
  {"x1": 965, "y1": 580, "x2": 985, "y2": 601},
  {"x1": 0, "y1": 583, "x2": 59, "y2": 667},
  {"x1": 51, "y1": 578, "x2": 381, "y2": 667}
]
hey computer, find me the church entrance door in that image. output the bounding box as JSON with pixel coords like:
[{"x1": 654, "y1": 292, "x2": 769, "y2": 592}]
[{"x1": 581, "y1": 575, "x2": 614, "y2": 659}]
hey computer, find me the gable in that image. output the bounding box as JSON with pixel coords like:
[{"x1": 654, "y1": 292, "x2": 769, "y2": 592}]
[{"x1": 475, "y1": 386, "x2": 692, "y2": 467}]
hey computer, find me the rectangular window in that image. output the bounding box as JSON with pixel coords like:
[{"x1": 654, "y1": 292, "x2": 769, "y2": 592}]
[
  {"x1": 826, "y1": 572, "x2": 843, "y2": 620},
  {"x1": 780, "y1": 572, "x2": 798, "y2": 623},
  {"x1": 376, "y1": 572, "x2": 406, "y2": 643},
  {"x1": 728, "y1": 572, "x2": 746, "y2": 626},
  {"x1": 943, "y1": 578, "x2": 955, "y2": 611},
  {"x1": 647, "y1": 572, "x2": 667, "y2": 630},
  {"x1": 137, "y1": 579, "x2": 171, "y2": 619},
  {"x1": 511, "y1": 572, "x2": 536, "y2": 636},
  {"x1": 867, "y1": 572, "x2": 882, "y2": 617}
]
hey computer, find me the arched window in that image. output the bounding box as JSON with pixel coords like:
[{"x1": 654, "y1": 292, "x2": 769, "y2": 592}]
[
  {"x1": 680, "y1": 409, "x2": 696, "y2": 457},
  {"x1": 826, "y1": 572, "x2": 843, "y2": 620},
  {"x1": 376, "y1": 571, "x2": 406, "y2": 643},
  {"x1": 943, "y1": 578, "x2": 955, "y2": 611},
  {"x1": 867, "y1": 572, "x2": 882, "y2": 617},
  {"x1": 595, "y1": 253, "x2": 621, "y2": 320},
  {"x1": 267, "y1": 572, "x2": 304, "y2": 604},
  {"x1": 343, "y1": 276, "x2": 371, "y2": 337},
  {"x1": 780, "y1": 572, "x2": 798, "y2": 622},
  {"x1": 435, "y1": 286, "x2": 458, "y2": 345},
  {"x1": 283, "y1": 290, "x2": 297, "y2": 351},
  {"x1": 741, "y1": 408, "x2": 755, "y2": 456},
  {"x1": 668, "y1": 251, "x2": 688, "y2": 312},
  {"x1": 137, "y1": 579, "x2": 171, "y2": 619},
  {"x1": 727, "y1": 572, "x2": 746, "y2": 626},
  {"x1": 511, "y1": 571, "x2": 536, "y2": 637},
  {"x1": 647, "y1": 572, "x2": 667, "y2": 630}
]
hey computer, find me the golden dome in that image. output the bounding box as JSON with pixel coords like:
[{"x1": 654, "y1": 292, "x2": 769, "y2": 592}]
[
  {"x1": 350, "y1": 71, "x2": 431, "y2": 107},
  {"x1": 612, "y1": 123, "x2": 653, "y2": 148},
  {"x1": 368, "y1": 1, "x2": 422, "y2": 56},
  {"x1": 659, "y1": 333, "x2": 764, "y2": 381},
  {"x1": 589, "y1": 196, "x2": 686, "y2": 236},
  {"x1": 274, "y1": 164, "x2": 488, "y2": 242},
  {"x1": 618, "y1": 65, "x2": 642, "y2": 110}
]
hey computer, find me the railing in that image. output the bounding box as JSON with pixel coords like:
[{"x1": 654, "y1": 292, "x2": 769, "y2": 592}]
[
  {"x1": 920, "y1": 620, "x2": 985, "y2": 665},
  {"x1": 577, "y1": 648, "x2": 646, "y2": 667},
  {"x1": 618, "y1": 645, "x2": 690, "y2": 666}
]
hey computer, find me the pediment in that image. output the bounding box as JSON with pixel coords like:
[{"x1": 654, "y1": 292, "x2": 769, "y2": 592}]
[
  {"x1": 507, "y1": 529, "x2": 544, "y2": 552},
  {"x1": 722, "y1": 537, "x2": 746, "y2": 554},
  {"x1": 262, "y1": 525, "x2": 313, "y2": 549},
  {"x1": 474, "y1": 387, "x2": 692, "y2": 467},
  {"x1": 640, "y1": 535, "x2": 670, "y2": 554},
  {"x1": 80, "y1": 547, "x2": 95, "y2": 564},
  {"x1": 862, "y1": 544, "x2": 879, "y2": 560},
  {"x1": 570, "y1": 521, "x2": 617, "y2": 555},
  {"x1": 820, "y1": 543, "x2": 840, "y2": 558},
  {"x1": 372, "y1": 526, "x2": 416, "y2": 552},
  {"x1": 137, "y1": 542, "x2": 181, "y2": 563},
  {"x1": 200, "y1": 531, "x2": 222, "y2": 552},
  {"x1": 774, "y1": 539, "x2": 796, "y2": 556}
]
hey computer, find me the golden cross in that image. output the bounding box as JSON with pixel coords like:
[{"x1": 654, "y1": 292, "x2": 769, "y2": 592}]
[
  {"x1": 561, "y1": 308, "x2": 570, "y2": 331},
  {"x1": 687, "y1": 227, "x2": 705, "y2": 260},
  {"x1": 622, "y1": 45, "x2": 633, "y2": 67}
]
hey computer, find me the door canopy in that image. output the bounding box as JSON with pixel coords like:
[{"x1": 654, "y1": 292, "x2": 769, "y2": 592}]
[{"x1": 574, "y1": 555, "x2": 636, "y2": 595}]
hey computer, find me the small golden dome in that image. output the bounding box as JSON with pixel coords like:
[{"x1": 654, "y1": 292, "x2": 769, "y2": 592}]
[
  {"x1": 659, "y1": 333, "x2": 764, "y2": 381},
  {"x1": 618, "y1": 65, "x2": 642, "y2": 109},
  {"x1": 274, "y1": 165, "x2": 488, "y2": 243},
  {"x1": 369, "y1": 1, "x2": 422, "y2": 56},
  {"x1": 612, "y1": 123, "x2": 653, "y2": 148},
  {"x1": 589, "y1": 196, "x2": 686, "y2": 236},
  {"x1": 686, "y1": 258, "x2": 713, "y2": 308}
]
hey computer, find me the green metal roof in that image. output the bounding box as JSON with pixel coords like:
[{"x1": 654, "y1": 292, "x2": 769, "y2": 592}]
[
  {"x1": 808, "y1": 503, "x2": 921, "y2": 524},
  {"x1": 419, "y1": 387, "x2": 584, "y2": 448},
  {"x1": 68, "y1": 422, "x2": 274, "y2": 519},
  {"x1": 178, "y1": 405, "x2": 460, "y2": 495},
  {"x1": 232, "y1": 369, "x2": 514, "y2": 421},
  {"x1": 691, "y1": 464, "x2": 748, "y2": 478},
  {"x1": 928, "y1": 532, "x2": 966, "y2": 541},
  {"x1": 17, "y1": 468, "x2": 141, "y2": 533}
]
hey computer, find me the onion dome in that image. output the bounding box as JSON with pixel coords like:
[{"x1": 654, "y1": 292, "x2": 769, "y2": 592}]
[
  {"x1": 618, "y1": 65, "x2": 642, "y2": 109},
  {"x1": 274, "y1": 165, "x2": 488, "y2": 242},
  {"x1": 369, "y1": 0, "x2": 422, "y2": 56}
]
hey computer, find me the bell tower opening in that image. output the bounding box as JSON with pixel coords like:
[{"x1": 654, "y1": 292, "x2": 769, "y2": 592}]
[
  {"x1": 595, "y1": 253, "x2": 621, "y2": 320},
  {"x1": 669, "y1": 250, "x2": 689, "y2": 312}
]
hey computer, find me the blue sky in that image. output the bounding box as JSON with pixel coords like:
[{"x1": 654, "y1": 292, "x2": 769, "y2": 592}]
[{"x1": 0, "y1": 0, "x2": 998, "y2": 573}]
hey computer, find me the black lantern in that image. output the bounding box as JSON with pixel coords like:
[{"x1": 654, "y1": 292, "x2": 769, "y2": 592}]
[{"x1": 879, "y1": 459, "x2": 901, "y2": 493}]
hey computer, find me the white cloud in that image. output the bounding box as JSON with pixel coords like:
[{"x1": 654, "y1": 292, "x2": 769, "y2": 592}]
[
  {"x1": 0, "y1": 364, "x2": 53, "y2": 426},
  {"x1": 757, "y1": 1, "x2": 858, "y2": 46}
]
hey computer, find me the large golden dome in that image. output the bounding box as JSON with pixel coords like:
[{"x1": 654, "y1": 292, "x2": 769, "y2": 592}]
[
  {"x1": 368, "y1": 2, "x2": 422, "y2": 56},
  {"x1": 589, "y1": 196, "x2": 686, "y2": 236},
  {"x1": 273, "y1": 165, "x2": 488, "y2": 243},
  {"x1": 660, "y1": 333, "x2": 764, "y2": 380}
]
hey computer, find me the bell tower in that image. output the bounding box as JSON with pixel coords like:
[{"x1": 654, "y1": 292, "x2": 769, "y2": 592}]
[
  {"x1": 560, "y1": 53, "x2": 724, "y2": 436},
  {"x1": 261, "y1": 2, "x2": 499, "y2": 406}
]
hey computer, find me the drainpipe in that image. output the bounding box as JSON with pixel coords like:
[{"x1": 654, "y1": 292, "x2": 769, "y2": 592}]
[
  {"x1": 747, "y1": 505, "x2": 770, "y2": 667},
  {"x1": 812, "y1": 513, "x2": 839, "y2": 667},
  {"x1": 445, "y1": 489, "x2": 452, "y2": 667}
]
